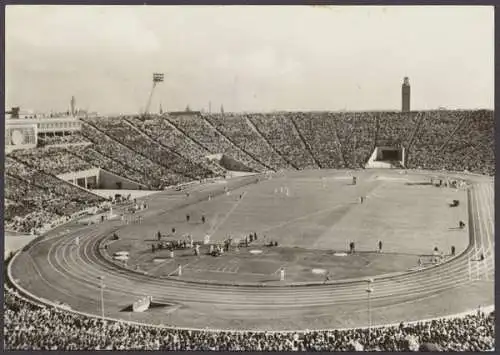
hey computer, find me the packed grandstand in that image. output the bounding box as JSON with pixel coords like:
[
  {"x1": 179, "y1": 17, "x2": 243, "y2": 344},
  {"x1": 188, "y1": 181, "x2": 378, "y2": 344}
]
[
  {"x1": 5, "y1": 110, "x2": 494, "y2": 233},
  {"x1": 4, "y1": 284, "x2": 495, "y2": 351},
  {"x1": 4, "y1": 109, "x2": 495, "y2": 350}
]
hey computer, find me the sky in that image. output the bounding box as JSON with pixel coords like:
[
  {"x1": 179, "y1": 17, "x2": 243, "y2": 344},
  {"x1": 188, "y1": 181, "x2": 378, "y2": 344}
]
[{"x1": 5, "y1": 5, "x2": 494, "y2": 114}]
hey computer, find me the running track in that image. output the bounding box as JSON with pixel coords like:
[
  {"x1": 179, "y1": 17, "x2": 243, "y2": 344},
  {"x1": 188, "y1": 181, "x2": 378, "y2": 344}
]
[{"x1": 9, "y1": 174, "x2": 495, "y2": 331}]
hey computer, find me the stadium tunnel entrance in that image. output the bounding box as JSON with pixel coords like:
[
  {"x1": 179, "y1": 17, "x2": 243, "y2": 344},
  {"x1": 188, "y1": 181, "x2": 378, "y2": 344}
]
[{"x1": 365, "y1": 146, "x2": 405, "y2": 169}]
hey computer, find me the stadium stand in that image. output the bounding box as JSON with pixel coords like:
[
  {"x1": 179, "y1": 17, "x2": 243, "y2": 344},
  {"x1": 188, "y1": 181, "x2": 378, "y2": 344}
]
[
  {"x1": 125, "y1": 115, "x2": 226, "y2": 176},
  {"x1": 4, "y1": 109, "x2": 495, "y2": 350},
  {"x1": 204, "y1": 113, "x2": 290, "y2": 170},
  {"x1": 65, "y1": 144, "x2": 151, "y2": 186},
  {"x1": 5, "y1": 110, "x2": 494, "y2": 231},
  {"x1": 10, "y1": 146, "x2": 94, "y2": 175},
  {"x1": 37, "y1": 132, "x2": 89, "y2": 147},
  {"x1": 80, "y1": 122, "x2": 187, "y2": 188},
  {"x1": 248, "y1": 113, "x2": 319, "y2": 170},
  {"x1": 5, "y1": 156, "x2": 105, "y2": 233},
  {"x1": 4, "y1": 286, "x2": 494, "y2": 351},
  {"x1": 289, "y1": 112, "x2": 346, "y2": 169},
  {"x1": 165, "y1": 113, "x2": 267, "y2": 172},
  {"x1": 81, "y1": 116, "x2": 215, "y2": 180}
]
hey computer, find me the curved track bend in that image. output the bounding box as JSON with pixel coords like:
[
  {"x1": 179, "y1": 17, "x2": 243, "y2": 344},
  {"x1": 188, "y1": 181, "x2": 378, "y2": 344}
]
[{"x1": 9, "y1": 179, "x2": 494, "y2": 331}]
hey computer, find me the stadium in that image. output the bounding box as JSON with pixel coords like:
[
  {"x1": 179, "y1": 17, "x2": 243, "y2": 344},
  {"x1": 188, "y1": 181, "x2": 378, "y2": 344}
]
[
  {"x1": 4, "y1": 104, "x2": 495, "y2": 350},
  {"x1": 4, "y1": 5, "x2": 496, "y2": 351}
]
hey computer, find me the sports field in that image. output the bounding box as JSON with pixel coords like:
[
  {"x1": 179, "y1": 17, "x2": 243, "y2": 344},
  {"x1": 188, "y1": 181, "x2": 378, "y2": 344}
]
[
  {"x1": 105, "y1": 169, "x2": 470, "y2": 284},
  {"x1": 9, "y1": 169, "x2": 494, "y2": 330}
]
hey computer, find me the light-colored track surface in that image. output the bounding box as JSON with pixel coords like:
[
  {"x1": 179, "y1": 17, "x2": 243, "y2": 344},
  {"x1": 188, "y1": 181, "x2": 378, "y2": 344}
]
[{"x1": 9, "y1": 171, "x2": 494, "y2": 331}]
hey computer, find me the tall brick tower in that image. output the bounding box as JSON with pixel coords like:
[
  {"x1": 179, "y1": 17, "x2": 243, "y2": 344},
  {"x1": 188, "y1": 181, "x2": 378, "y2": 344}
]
[{"x1": 402, "y1": 77, "x2": 410, "y2": 112}]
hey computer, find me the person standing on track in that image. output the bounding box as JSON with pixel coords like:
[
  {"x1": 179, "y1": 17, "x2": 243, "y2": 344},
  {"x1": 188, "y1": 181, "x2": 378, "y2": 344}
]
[
  {"x1": 186, "y1": 214, "x2": 190, "y2": 223},
  {"x1": 324, "y1": 272, "x2": 331, "y2": 284},
  {"x1": 202, "y1": 215, "x2": 206, "y2": 224},
  {"x1": 378, "y1": 240, "x2": 383, "y2": 253}
]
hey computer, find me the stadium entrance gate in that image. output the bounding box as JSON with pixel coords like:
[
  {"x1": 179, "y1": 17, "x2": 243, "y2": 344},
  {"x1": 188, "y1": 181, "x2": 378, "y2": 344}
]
[{"x1": 365, "y1": 146, "x2": 405, "y2": 169}]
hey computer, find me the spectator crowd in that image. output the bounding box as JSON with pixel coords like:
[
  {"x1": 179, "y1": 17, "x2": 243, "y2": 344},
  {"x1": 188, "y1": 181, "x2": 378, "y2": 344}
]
[
  {"x1": 3, "y1": 109, "x2": 495, "y2": 351},
  {"x1": 4, "y1": 286, "x2": 494, "y2": 351},
  {"x1": 5, "y1": 156, "x2": 104, "y2": 234},
  {"x1": 5, "y1": 109, "x2": 494, "y2": 232}
]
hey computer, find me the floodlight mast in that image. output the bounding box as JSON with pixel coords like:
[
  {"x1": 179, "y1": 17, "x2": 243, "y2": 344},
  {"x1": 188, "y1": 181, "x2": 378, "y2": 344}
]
[{"x1": 144, "y1": 73, "x2": 164, "y2": 116}]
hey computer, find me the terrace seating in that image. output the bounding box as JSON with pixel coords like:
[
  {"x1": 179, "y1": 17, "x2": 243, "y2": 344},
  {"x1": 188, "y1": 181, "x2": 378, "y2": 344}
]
[
  {"x1": 4, "y1": 157, "x2": 104, "y2": 233},
  {"x1": 82, "y1": 117, "x2": 215, "y2": 180},
  {"x1": 125, "y1": 115, "x2": 226, "y2": 176},
  {"x1": 248, "y1": 113, "x2": 318, "y2": 170},
  {"x1": 80, "y1": 122, "x2": 186, "y2": 188},
  {"x1": 204, "y1": 113, "x2": 290, "y2": 170},
  {"x1": 10, "y1": 146, "x2": 94, "y2": 175},
  {"x1": 4, "y1": 286, "x2": 495, "y2": 351},
  {"x1": 165, "y1": 114, "x2": 266, "y2": 172},
  {"x1": 5, "y1": 110, "x2": 494, "y2": 231},
  {"x1": 37, "y1": 133, "x2": 89, "y2": 147},
  {"x1": 65, "y1": 145, "x2": 150, "y2": 187},
  {"x1": 288, "y1": 112, "x2": 345, "y2": 169}
]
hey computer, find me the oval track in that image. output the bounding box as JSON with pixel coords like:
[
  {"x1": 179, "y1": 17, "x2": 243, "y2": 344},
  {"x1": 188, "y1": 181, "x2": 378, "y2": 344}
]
[{"x1": 10, "y1": 175, "x2": 495, "y2": 330}]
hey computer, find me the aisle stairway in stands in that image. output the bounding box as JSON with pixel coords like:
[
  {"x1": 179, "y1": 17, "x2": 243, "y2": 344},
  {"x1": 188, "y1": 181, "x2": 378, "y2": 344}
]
[
  {"x1": 205, "y1": 114, "x2": 291, "y2": 171},
  {"x1": 5, "y1": 110, "x2": 495, "y2": 235},
  {"x1": 244, "y1": 114, "x2": 297, "y2": 170},
  {"x1": 65, "y1": 145, "x2": 150, "y2": 187},
  {"x1": 200, "y1": 114, "x2": 276, "y2": 171},
  {"x1": 124, "y1": 116, "x2": 222, "y2": 174},
  {"x1": 80, "y1": 122, "x2": 181, "y2": 188},
  {"x1": 248, "y1": 113, "x2": 317, "y2": 170},
  {"x1": 122, "y1": 119, "x2": 217, "y2": 178},
  {"x1": 82, "y1": 117, "x2": 207, "y2": 181},
  {"x1": 288, "y1": 113, "x2": 344, "y2": 169},
  {"x1": 165, "y1": 114, "x2": 266, "y2": 172},
  {"x1": 287, "y1": 114, "x2": 323, "y2": 169}
]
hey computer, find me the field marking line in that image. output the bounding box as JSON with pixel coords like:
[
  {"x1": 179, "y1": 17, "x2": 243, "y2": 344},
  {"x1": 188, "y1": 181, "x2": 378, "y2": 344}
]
[
  {"x1": 472, "y1": 188, "x2": 481, "y2": 280},
  {"x1": 146, "y1": 258, "x2": 176, "y2": 275},
  {"x1": 209, "y1": 191, "x2": 248, "y2": 236},
  {"x1": 186, "y1": 267, "x2": 238, "y2": 275},
  {"x1": 483, "y1": 184, "x2": 494, "y2": 257},
  {"x1": 27, "y1": 250, "x2": 85, "y2": 302},
  {"x1": 472, "y1": 184, "x2": 494, "y2": 280},
  {"x1": 166, "y1": 261, "x2": 192, "y2": 277},
  {"x1": 475, "y1": 185, "x2": 490, "y2": 280},
  {"x1": 273, "y1": 264, "x2": 288, "y2": 275},
  {"x1": 259, "y1": 204, "x2": 343, "y2": 234},
  {"x1": 479, "y1": 184, "x2": 494, "y2": 279},
  {"x1": 47, "y1": 231, "x2": 96, "y2": 286}
]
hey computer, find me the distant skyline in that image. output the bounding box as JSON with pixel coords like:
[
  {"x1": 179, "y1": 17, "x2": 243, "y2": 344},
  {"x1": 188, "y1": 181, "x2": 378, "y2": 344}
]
[{"x1": 5, "y1": 5, "x2": 494, "y2": 115}]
